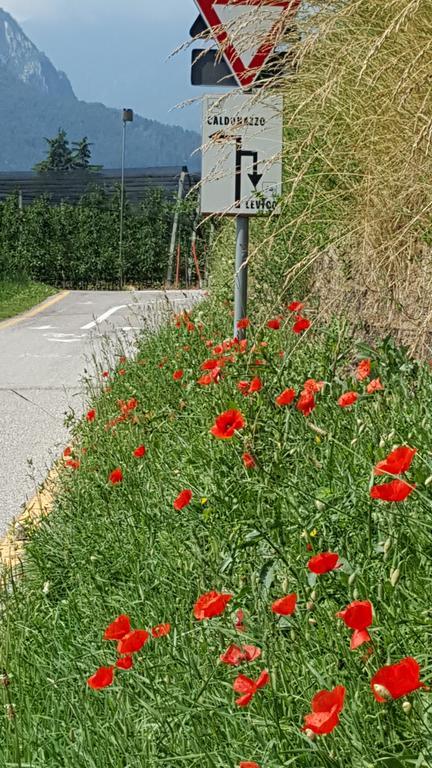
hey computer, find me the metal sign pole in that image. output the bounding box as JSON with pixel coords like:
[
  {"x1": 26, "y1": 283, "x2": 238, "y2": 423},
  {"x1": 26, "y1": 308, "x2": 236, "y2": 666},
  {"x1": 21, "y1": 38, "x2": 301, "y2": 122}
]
[{"x1": 234, "y1": 215, "x2": 249, "y2": 340}]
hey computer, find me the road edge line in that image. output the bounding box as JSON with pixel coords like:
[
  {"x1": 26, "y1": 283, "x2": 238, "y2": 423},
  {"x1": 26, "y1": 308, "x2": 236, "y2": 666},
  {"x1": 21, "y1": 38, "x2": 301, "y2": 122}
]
[{"x1": 0, "y1": 290, "x2": 70, "y2": 331}]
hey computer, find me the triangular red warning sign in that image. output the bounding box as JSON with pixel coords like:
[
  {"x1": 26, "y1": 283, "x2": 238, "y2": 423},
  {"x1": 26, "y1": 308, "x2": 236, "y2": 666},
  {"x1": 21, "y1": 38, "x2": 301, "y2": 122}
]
[{"x1": 193, "y1": 0, "x2": 300, "y2": 88}]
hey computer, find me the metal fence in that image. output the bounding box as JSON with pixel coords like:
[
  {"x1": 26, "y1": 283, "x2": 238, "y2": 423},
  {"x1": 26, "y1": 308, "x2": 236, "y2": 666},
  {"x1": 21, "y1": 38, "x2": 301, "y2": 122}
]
[{"x1": 0, "y1": 166, "x2": 200, "y2": 206}]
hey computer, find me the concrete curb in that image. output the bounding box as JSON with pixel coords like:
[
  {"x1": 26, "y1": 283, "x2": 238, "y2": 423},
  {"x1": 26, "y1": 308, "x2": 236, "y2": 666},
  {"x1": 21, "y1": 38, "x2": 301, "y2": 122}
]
[{"x1": 0, "y1": 467, "x2": 57, "y2": 570}]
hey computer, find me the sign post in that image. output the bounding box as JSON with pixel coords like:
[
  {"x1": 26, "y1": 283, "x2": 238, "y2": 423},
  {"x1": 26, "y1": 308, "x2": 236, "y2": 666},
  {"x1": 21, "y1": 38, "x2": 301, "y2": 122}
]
[
  {"x1": 190, "y1": 0, "x2": 300, "y2": 335},
  {"x1": 234, "y1": 216, "x2": 249, "y2": 340}
]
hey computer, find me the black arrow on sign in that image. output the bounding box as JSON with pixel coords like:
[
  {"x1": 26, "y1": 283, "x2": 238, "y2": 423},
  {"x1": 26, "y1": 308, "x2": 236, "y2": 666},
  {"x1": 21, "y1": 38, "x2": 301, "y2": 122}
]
[{"x1": 235, "y1": 139, "x2": 263, "y2": 204}]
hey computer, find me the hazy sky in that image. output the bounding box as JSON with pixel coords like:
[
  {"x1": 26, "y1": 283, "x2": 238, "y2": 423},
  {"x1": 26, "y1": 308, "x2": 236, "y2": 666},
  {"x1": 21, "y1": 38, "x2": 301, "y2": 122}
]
[{"x1": 2, "y1": 0, "x2": 204, "y2": 131}]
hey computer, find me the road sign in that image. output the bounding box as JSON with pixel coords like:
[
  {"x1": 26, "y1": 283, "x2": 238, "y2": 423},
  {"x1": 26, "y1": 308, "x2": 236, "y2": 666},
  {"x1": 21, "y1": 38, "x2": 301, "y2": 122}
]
[
  {"x1": 192, "y1": 0, "x2": 300, "y2": 88},
  {"x1": 201, "y1": 92, "x2": 283, "y2": 216}
]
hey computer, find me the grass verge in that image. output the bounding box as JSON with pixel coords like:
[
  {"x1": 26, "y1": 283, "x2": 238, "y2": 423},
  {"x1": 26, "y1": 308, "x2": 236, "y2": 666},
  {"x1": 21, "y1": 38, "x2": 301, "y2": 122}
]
[
  {"x1": 0, "y1": 281, "x2": 57, "y2": 321},
  {"x1": 0, "y1": 297, "x2": 431, "y2": 768}
]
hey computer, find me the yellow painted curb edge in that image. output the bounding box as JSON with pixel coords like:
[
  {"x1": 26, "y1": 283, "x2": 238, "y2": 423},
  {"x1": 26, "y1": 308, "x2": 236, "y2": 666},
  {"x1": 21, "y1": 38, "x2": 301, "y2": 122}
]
[
  {"x1": 0, "y1": 290, "x2": 70, "y2": 331},
  {"x1": 0, "y1": 467, "x2": 58, "y2": 571}
]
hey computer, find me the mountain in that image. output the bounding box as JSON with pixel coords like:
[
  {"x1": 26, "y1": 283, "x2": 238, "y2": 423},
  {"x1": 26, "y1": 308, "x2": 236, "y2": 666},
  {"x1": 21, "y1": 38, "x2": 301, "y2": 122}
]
[{"x1": 0, "y1": 8, "x2": 200, "y2": 171}]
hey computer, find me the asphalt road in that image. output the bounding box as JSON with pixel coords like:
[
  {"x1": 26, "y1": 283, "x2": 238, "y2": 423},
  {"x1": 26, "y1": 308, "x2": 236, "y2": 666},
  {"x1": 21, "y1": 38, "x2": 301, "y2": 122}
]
[{"x1": 0, "y1": 289, "x2": 201, "y2": 536}]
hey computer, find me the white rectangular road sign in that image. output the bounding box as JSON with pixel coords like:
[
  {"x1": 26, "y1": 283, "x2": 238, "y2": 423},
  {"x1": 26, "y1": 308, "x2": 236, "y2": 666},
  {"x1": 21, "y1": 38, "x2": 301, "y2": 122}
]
[{"x1": 201, "y1": 92, "x2": 283, "y2": 216}]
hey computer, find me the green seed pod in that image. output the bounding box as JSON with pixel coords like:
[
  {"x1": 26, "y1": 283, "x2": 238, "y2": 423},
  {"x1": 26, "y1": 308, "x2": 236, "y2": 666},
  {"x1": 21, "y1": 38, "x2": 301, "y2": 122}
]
[{"x1": 390, "y1": 568, "x2": 401, "y2": 587}]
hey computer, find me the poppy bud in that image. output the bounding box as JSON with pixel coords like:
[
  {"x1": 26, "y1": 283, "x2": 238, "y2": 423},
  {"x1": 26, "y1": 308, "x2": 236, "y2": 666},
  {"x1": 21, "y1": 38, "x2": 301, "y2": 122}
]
[
  {"x1": 350, "y1": 438, "x2": 357, "y2": 446},
  {"x1": 308, "y1": 618, "x2": 317, "y2": 625},
  {"x1": 6, "y1": 704, "x2": 15, "y2": 720},
  {"x1": 383, "y1": 537, "x2": 392, "y2": 554},
  {"x1": 390, "y1": 568, "x2": 401, "y2": 587},
  {"x1": 0, "y1": 672, "x2": 10, "y2": 687},
  {"x1": 425, "y1": 475, "x2": 432, "y2": 487},
  {"x1": 353, "y1": 588, "x2": 359, "y2": 599},
  {"x1": 315, "y1": 500, "x2": 325, "y2": 512},
  {"x1": 379, "y1": 437, "x2": 386, "y2": 448},
  {"x1": 306, "y1": 601, "x2": 315, "y2": 611},
  {"x1": 42, "y1": 581, "x2": 50, "y2": 595},
  {"x1": 402, "y1": 701, "x2": 412, "y2": 715},
  {"x1": 290, "y1": 630, "x2": 296, "y2": 642},
  {"x1": 348, "y1": 573, "x2": 356, "y2": 586},
  {"x1": 310, "y1": 590, "x2": 317, "y2": 601},
  {"x1": 304, "y1": 728, "x2": 316, "y2": 741},
  {"x1": 373, "y1": 684, "x2": 392, "y2": 701}
]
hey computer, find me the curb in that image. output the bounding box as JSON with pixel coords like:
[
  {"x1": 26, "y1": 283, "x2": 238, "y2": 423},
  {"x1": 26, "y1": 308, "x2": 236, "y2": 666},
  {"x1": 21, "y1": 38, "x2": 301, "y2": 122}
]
[{"x1": 0, "y1": 467, "x2": 58, "y2": 571}]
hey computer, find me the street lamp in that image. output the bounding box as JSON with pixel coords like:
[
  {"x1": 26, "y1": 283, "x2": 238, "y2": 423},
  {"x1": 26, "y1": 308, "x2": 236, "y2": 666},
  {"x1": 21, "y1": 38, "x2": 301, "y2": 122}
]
[{"x1": 119, "y1": 108, "x2": 134, "y2": 289}]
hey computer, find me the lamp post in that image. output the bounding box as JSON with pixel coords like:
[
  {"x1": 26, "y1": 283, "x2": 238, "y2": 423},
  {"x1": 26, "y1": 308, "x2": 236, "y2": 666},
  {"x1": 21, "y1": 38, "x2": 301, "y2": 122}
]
[{"x1": 119, "y1": 108, "x2": 134, "y2": 289}]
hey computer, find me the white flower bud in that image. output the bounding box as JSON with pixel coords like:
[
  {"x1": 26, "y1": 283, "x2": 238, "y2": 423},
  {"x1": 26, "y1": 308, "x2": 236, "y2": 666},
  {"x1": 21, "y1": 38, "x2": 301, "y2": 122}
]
[{"x1": 373, "y1": 684, "x2": 392, "y2": 701}]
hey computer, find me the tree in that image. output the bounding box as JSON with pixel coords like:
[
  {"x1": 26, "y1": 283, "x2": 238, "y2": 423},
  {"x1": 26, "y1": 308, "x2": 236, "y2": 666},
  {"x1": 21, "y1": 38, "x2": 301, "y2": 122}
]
[
  {"x1": 33, "y1": 128, "x2": 73, "y2": 173},
  {"x1": 71, "y1": 137, "x2": 102, "y2": 172},
  {"x1": 33, "y1": 131, "x2": 102, "y2": 173}
]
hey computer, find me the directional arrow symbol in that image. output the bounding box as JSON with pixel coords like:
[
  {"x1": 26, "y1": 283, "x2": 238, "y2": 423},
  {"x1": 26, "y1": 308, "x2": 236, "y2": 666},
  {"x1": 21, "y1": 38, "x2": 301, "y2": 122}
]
[{"x1": 248, "y1": 171, "x2": 263, "y2": 189}]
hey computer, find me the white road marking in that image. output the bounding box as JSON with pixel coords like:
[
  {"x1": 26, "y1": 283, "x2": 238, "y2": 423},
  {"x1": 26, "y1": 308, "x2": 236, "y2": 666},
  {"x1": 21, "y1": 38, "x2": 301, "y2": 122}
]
[
  {"x1": 122, "y1": 326, "x2": 141, "y2": 331},
  {"x1": 47, "y1": 338, "x2": 83, "y2": 344},
  {"x1": 30, "y1": 325, "x2": 54, "y2": 330},
  {"x1": 81, "y1": 305, "x2": 128, "y2": 330}
]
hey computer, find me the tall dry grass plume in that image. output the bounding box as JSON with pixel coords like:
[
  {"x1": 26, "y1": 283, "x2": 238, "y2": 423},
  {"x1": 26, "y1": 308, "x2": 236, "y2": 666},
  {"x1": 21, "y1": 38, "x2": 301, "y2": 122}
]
[{"x1": 202, "y1": 1, "x2": 432, "y2": 355}]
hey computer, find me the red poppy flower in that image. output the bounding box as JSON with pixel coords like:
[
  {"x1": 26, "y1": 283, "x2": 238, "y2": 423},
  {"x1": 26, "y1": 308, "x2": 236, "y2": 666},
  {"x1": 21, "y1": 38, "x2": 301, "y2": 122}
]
[
  {"x1": 103, "y1": 614, "x2": 131, "y2": 641},
  {"x1": 186, "y1": 322, "x2": 195, "y2": 332},
  {"x1": 371, "y1": 657, "x2": 425, "y2": 702},
  {"x1": 303, "y1": 379, "x2": 324, "y2": 394},
  {"x1": 63, "y1": 446, "x2": 72, "y2": 458},
  {"x1": 336, "y1": 601, "x2": 373, "y2": 650},
  {"x1": 288, "y1": 301, "x2": 304, "y2": 313},
  {"x1": 151, "y1": 623, "x2": 171, "y2": 638},
  {"x1": 173, "y1": 369, "x2": 184, "y2": 381},
  {"x1": 201, "y1": 359, "x2": 219, "y2": 371},
  {"x1": 367, "y1": 378, "x2": 384, "y2": 394},
  {"x1": 370, "y1": 479, "x2": 415, "y2": 502},
  {"x1": 87, "y1": 666, "x2": 115, "y2": 690},
  {"x1": 220, "y1": 644, "x2": 261, "y2": 666},
  {"x1": 133, "y1": 445, "x2": 146, "y2": 459},
  {"x1": 271, "y1": 593, "x2": 297, "y2": 616},
  {"x1": 193, "y1": 591, "x2": 233, "y2": 620},
  {"x1": 242, "y1": 452, "x2": 256, "y2": 469},
  {"x1": 211, "y1": 409, "x2": 245, "y2": 439},
  {"x1": 267, "y1": 318, "x2": 281, "y2": 330},
  {"x1": 65, "y1": 459, "x2": 80, "y2": 470},
  {"x1": 237, "y1": 318, "x2": 250, "y2": 330},
  {"x1": 118, "y1": 369, "x2": 126, "y2": 376},
  {"x1": 109, "y1": 468, "x2": 123, "y2": 485},
  {"x1": 117, "y1": 629, "x2": 150, "y2": 655},
  {"x1": 102, "y1": 370, "x2": 110, "y2": 378},
  {"x1": 374, "y1": 446, "x2": 416, "y2": 476},
  {"x1": 296, "y1": 391, "x2": 316, "y2": 417},
  {"x1": 356, "y1": 359, "x2": 371, "y2": 381},
  {"x1": 303, "y1": 686, "x2": 346, "y2": 735},
  {"x1": 308, "y1": 552, "x2": 340, "y2": 574},
  {"x1": 240, "y1": 763, "x2": 260, "y2": 768},
  {"x1": 198, "y1": 370, "x2": 220, "y2": 386},
  {"x1": 275, "y1": 388, "x2": 296, "y2": 406},
  {"x1": 338, "y1": 391, "x2": 358, "y2": 408},
  {"x1": 293, "y1": 316, "x2": 311, "y2": 334},
  {"x1": 86, "y1": 409, "x2": 96, "y2": 422},
  {"x1": 235, "y1": 609, "x2": 246, "y2": 633},
  {"x1": 249, "y1": 377, "x2": 263, "y2": 394},
  {"x1": 233, "y1": 669, "x2": 270, "y2": 706},
  {"x1": 174, "y1": 489, "x2": 193, "y2": 511},
  {"x1": 116, "y1": 656, "x2": 133, "y2": 670}
]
